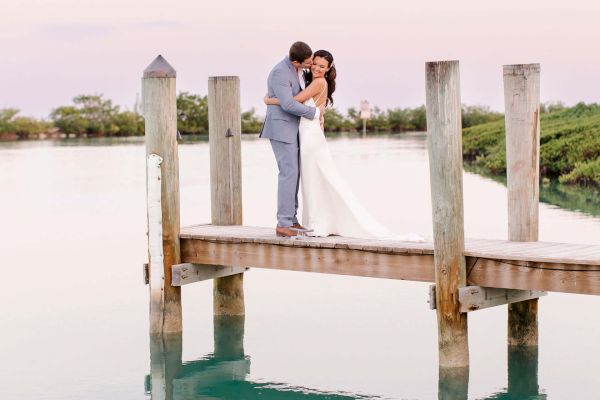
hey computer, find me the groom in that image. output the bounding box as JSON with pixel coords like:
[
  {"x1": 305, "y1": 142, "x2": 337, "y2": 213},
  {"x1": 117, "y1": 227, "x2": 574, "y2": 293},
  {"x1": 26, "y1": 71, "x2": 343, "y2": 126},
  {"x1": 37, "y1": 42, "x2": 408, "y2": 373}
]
[{"x1": 260, "y1": 41, "x2": 324, "y2": 237}]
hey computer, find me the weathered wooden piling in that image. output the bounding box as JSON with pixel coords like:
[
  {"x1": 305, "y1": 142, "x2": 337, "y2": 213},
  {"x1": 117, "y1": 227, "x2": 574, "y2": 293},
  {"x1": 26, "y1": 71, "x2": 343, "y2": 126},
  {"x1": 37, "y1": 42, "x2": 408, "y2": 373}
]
[
  {"x1": 503, "y1": 64, "x2": 541, "y2": 347},
  {"x1": 208, "y1": 76, "x2": 245, "y2": 316},
  {"x1": 425, "y1": 60, "x2": 469, "y2": 369},
  {"x1": 144, "y1": 55, "x2": 182, "y2": 335}
]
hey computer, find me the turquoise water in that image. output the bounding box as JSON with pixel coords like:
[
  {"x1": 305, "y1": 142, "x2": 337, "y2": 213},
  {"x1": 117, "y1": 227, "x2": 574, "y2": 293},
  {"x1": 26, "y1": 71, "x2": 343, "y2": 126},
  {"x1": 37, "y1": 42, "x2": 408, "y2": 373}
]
[{"x1": 1, "y1": 133, "x2": 599, "y2": 399}]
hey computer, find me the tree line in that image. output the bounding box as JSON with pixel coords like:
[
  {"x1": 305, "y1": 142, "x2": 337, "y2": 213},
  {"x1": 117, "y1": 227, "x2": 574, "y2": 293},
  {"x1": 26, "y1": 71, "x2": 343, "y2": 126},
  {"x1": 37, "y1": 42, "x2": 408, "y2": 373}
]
[
  {"x1": 0, "y1": 93, "x2": 264, "y2": 140},
  {"x1": 463, "y1": 102, "x2": 599, "y2": 188},
  {"x1": 1, "y1": 92, "x2": 520, "y2": 140}
]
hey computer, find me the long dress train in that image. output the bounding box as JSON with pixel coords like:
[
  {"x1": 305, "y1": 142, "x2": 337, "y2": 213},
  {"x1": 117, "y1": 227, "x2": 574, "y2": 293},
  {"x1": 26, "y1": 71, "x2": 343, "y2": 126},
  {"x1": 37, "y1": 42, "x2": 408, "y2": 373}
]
[{"x1": 299, "y1": 98, "x2": 423, "y2": 241}]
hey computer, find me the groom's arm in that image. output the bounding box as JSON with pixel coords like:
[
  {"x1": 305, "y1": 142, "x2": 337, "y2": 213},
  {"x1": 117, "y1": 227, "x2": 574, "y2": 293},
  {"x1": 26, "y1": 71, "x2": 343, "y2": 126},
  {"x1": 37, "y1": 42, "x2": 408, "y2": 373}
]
[{"x1": 271, "y1": 69, "x2": 318, "y2": 120}]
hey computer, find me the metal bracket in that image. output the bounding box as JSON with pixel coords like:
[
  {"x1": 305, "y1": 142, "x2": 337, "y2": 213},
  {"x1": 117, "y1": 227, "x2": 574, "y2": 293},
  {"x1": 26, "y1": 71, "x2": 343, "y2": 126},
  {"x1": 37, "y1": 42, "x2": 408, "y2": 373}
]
[
  {"x1": 428, "y1": 284, "x2": 436, "y2": 310},
  {"x1": 143, "y1": 263, "x2": 149, "y2": 285}
]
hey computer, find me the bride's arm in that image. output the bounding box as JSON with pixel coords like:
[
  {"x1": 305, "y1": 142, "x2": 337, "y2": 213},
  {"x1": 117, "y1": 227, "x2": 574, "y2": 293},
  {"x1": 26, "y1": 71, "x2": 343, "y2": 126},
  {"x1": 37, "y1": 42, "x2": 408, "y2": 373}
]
[
  {"x1": 264, "y1": 78, "x2": 326, "y2": 105},
  {"x1": 264, "y1": 95, "x2": 280, "y2": 106}
]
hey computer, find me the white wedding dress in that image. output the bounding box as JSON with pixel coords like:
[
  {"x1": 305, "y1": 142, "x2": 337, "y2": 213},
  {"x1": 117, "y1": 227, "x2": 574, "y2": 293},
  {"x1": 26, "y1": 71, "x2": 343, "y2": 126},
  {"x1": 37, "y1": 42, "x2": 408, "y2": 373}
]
[{"x1": 299, "y1": 97, "x2": 423, "y2": 241}]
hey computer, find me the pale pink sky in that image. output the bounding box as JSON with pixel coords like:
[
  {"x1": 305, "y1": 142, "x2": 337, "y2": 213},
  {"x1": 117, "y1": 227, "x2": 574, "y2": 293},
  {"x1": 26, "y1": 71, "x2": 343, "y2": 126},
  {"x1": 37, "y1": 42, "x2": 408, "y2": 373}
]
[{"x1": 2, "y1": 0, "x2": 600, "y2": 118}]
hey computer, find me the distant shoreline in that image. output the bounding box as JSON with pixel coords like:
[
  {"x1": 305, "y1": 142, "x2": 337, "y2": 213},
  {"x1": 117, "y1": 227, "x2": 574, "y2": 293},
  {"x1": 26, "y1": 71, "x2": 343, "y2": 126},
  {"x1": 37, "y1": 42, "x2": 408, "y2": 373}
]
[{"x1": 462, "y1": 102, "x2": 600, "y2": 190}]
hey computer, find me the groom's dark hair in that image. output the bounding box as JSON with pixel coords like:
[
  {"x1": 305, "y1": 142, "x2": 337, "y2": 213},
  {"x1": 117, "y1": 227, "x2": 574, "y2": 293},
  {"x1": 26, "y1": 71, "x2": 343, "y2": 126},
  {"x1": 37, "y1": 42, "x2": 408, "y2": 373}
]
[{"x1": 289, "y1": 42, "x2": 312, "y2": 63}]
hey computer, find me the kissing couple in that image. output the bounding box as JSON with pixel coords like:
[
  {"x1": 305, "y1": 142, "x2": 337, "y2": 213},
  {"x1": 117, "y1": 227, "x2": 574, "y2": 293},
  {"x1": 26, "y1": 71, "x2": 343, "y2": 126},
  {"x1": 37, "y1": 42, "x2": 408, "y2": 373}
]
[{"x1": 260, "y1": 41, "x2": 423, "y2": 242}]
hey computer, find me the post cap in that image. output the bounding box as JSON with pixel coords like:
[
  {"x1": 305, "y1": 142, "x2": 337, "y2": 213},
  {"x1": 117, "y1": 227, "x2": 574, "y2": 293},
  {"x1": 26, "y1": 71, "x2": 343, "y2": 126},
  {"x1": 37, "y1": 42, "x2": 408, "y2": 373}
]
[
  {"x1": 503, "y1": 64, "x2": 541, "y2": 76},
  {"x1": 143, "y1": 55, "x2": 176, "y2": 78}
]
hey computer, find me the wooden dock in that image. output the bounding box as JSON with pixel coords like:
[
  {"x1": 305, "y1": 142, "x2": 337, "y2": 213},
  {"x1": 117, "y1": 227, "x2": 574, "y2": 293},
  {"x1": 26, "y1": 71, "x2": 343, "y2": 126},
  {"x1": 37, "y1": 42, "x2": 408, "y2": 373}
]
[
  {"x1": 142, "y1": 55, "x2": 598, "y2": 389},
  {"x1": 179, "y1": 225, "x2": 600, "y2": 296}
]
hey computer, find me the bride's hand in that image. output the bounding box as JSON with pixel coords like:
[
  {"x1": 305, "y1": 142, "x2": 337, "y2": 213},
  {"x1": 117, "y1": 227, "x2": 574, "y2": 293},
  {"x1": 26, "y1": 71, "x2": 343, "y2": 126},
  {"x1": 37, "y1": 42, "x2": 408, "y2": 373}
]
[{"x1": 263, "y1": 94, "x2": 270, "y2": 104}]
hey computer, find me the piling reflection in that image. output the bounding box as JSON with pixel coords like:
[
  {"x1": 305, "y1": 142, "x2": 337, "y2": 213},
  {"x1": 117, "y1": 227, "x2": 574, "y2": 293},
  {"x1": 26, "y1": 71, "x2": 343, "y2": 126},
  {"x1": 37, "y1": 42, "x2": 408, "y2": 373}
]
[
  {"x1": 144, "y1": 323, "x2": 548, "y2": 399},
  {"x1": 437, "y1": 347, "x2": 547, "y2": 400},
  {"x1": 477, "y1": 346, "x2": 547, "y2": 400},
  {"x1": 146, "y1": 333, "x2": 183, "y2": 400},
  {"x1": 438, "y1": 367, "x2": 469, "y2": 400},
  {"x1": 145, "y1": 316, "x2": 375, "y2": 399}
]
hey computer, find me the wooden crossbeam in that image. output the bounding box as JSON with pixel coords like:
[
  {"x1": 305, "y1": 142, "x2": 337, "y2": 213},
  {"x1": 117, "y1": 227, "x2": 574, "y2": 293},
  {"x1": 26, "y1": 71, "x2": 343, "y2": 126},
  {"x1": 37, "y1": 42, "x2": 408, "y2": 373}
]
[
  {"x1": 171, "y1": 264, "x2": 249, "y2": 286},
  {"x1": 429, "y1": 285, "x2": 546, "y2": 312},
  {"x1": 180, "y1": 239, "x2": 435, "y2": 282},
  {"x1": 458, "y1": 286, "x2": 546, "y2": 313},
  {"x1": 467, "y1": 258, "x2": 600, "y2": 295}
]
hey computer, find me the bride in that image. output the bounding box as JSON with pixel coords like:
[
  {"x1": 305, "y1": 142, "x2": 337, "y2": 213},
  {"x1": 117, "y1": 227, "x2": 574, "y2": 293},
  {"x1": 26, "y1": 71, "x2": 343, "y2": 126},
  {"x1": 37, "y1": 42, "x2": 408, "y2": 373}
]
[{"x1": 264, "y1": 50, "x2": 423, "y2": 242}]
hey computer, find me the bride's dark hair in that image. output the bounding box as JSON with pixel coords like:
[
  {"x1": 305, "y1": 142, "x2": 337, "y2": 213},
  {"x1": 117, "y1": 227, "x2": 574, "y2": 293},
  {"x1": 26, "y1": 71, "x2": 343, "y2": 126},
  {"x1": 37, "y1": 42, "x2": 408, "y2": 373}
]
[{"x1": 304, "y1": 50, "x2": 336, "y2": 106}]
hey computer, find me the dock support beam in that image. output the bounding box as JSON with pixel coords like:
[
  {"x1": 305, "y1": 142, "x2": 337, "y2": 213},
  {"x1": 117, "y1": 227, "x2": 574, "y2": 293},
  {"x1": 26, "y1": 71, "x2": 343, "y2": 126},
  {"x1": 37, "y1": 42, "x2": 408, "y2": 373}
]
[
  {"x1": 504, "y1": 64, "x2": 541, "y2": 347},
  {"x1": 425, "y1": 60, "x2": 469, "y2": 372},
  {"x1": 208, "y1": 76, "x2": 245, "y2": 316},
  {"x1": 144, "y1": 55, "x2": 182, "y2": 335}
]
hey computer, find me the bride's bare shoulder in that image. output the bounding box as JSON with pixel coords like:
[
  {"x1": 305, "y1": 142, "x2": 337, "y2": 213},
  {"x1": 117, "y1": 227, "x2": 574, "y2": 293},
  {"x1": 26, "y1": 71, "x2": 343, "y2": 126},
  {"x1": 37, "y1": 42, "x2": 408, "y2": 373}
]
[
  {"x1": 308, "y1": 77, "x2": 327, "y2": 89},
  {"x1": 312, "y1": 77, "x2": 327, "y2": 86}
]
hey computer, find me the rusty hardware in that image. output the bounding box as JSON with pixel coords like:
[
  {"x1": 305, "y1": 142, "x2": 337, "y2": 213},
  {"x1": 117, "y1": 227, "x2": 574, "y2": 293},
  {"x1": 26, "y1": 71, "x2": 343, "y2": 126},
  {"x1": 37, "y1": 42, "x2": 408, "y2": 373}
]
[{"x1": 143, "y1": 263, "x2": 149, "y2": 285}]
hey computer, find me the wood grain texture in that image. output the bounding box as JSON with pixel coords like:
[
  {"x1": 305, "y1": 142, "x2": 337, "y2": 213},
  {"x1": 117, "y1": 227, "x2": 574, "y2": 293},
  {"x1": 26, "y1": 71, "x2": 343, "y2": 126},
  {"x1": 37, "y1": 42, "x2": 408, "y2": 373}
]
[
  {"x1": 425, "y1": 60, "x2": 469, "y2": 368},
  {"x1": 178, "y1": 224, "x2": 600, "y2": 294},
  {"x1": 180, "y1": 224, "x2": 600, "y2": 260},
  {"x1": 209, "y1": 76, "x2": 242, "y2": 226},
  {"x1": 458, "y1": 286, "x2": 546, "y2": 313},
  {"x1": 180, "y1": 239, "x2": 436, "y2": 281},
  {"x1": 171, "y1": 264, "x2": 249, "y2": 286},
  {"x1": 504, "y1": 63, "x2": 541, "y2": 347},
  {"x1": 144, "y1": 55, "x2": 182, "y2": 335},
  {"x1": 208, "y1": 76, "x2": 245, "y2": 316},
  {"x1": 504, "y1": 64, "x2": 541, "y2": 242},
  {"x1": 468, "y1": 258, "x2": 600, "y2": 295},
  {"x1": 146, "y1": 155, "x2": 165, "y2": 334}
]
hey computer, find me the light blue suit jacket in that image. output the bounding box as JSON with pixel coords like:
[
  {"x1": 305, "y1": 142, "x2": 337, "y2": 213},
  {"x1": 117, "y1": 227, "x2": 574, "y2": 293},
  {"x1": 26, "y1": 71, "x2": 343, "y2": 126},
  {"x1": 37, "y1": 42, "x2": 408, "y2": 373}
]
[{"x1": 260, "y1": 57, "x2": 317, "y2": 144}]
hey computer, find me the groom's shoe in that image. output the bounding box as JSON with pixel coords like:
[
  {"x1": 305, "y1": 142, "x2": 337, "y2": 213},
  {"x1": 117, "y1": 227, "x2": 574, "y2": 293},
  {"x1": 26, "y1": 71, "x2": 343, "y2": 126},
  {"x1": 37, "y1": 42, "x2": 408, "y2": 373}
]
[
  {"x1": 276, "y1": 226, "x2": 296, "y2": 238},
  {"x1": 292, "y1": 223, "x2": 306, "y2": 230}
]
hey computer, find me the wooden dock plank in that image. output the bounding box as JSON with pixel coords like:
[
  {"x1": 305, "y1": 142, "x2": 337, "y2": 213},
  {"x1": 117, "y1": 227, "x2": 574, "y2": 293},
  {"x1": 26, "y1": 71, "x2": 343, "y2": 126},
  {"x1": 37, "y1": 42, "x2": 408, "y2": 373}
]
[
  {"x1": 179, "y1": 225, "x2": 600, "y2": 294},
  {"x1": 180, "y1": 239, "x2": 436, "y2": 282},
  {"x1": 181, "y1": 224, "x2": 599, "y2": 266}
]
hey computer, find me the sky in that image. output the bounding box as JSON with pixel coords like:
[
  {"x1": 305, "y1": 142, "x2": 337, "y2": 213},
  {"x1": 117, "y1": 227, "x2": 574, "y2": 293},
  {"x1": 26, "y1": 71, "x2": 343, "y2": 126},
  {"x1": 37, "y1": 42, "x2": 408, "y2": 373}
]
[{"x1": 2, "y1": 0, "x2": 600, "y2": 118}]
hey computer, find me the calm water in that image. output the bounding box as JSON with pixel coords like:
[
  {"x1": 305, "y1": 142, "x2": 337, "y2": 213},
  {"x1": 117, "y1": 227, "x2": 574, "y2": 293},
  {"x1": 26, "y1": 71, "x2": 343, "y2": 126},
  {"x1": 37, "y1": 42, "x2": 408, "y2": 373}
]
[{"x1": 1, "y1": 133, "x2": 599, "y2": 400}]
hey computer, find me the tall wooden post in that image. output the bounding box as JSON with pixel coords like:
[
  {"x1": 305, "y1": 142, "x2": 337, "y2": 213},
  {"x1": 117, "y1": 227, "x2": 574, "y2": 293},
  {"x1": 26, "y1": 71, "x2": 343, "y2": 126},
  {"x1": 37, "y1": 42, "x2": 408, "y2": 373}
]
[
  {"x1": 143, "y1": 55, "x2": 182, "y2": 335},
  {"x1": 208, "y1": 76, "x2": 245, "y2": 316},
  {"x1": 504, "y1": 64, "x2": 541, "y2": 347},
  {"x1": 425, "y1": 61, "x2": 469, "y2": 370}
]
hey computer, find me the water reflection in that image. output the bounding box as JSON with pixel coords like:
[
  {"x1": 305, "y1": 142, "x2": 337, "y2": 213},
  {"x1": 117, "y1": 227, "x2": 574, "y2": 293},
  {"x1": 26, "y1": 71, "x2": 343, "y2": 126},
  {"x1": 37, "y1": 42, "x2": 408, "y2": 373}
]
[
  {"x1": 145, "y1": 316, "x2": 376, "y2": 399},
  {"x1": 438, "y1": 367, "x2": 468, "y2": 400},
  {"x1": 475, "y1": 347, "x2": 546, "y2": 400},
  {"x1": 146, "y1": 327, "x2": 547, "y2": 400},
  {"x1": 436, "y1": 347, "x2": 546, "y2": 400},
  {"x1": 464, "y1": 164, "x2": 600, "y2": 217}
]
